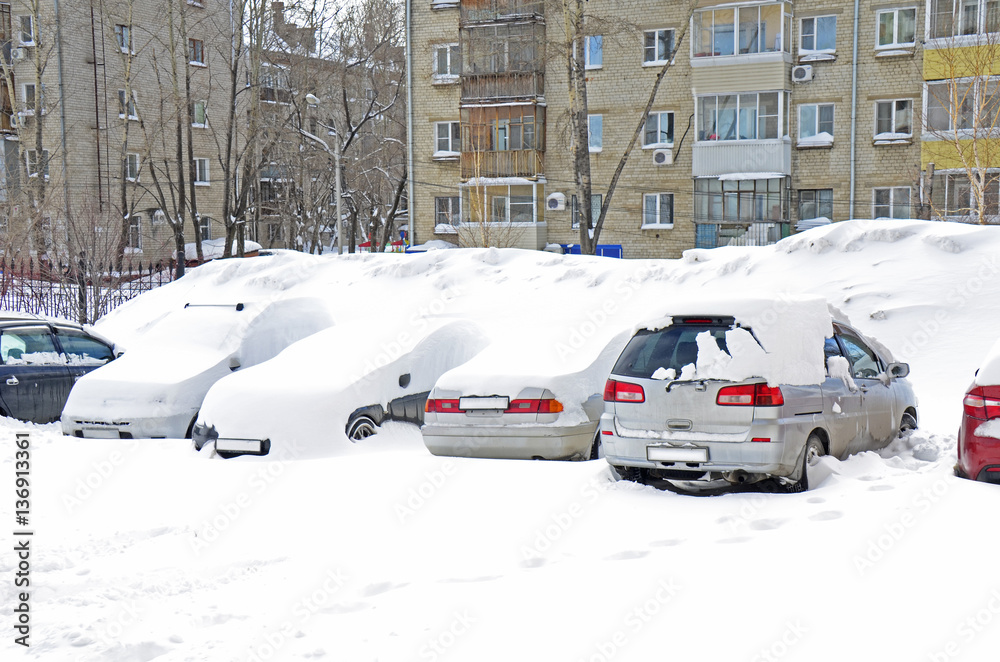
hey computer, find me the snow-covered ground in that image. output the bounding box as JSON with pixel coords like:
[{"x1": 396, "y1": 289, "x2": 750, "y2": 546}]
[{"x1": 4, "y1": 219, "x2": 1000, "y2": 661}]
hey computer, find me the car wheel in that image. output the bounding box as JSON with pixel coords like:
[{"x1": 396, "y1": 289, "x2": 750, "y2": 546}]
[
  {"x1": 346, "y1": 415, "x2": 378, "y2": 441},
  {"x1": 898, "y1": 412, "x2": 917, "y2": 439},
  {"x1": 790, "y1": 434, "x2": 825, "y2": 492}
]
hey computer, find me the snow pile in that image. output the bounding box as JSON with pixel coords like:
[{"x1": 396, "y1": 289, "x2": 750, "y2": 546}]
[{"x1": 974, "y1": 336, "x2": 1000, "y2": 386}]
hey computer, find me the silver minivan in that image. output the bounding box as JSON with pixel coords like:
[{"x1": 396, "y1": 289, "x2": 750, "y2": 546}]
[{"x1": 600, "y1": 314, "x2": 917, "y2": 491}]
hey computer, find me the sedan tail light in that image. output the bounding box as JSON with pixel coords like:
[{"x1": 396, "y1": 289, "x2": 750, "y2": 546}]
[
  {"x1": 716, "y1": 383, "x2": 784, "y2": 407},
  {"x1": 603, "y1": 379, "x2": 645, "y2": 403},
  {"x1": 964, "y1": 385, "x2": 1000, "y2": 420},
  {"x1": 506, "y1": 399, "x2": 564, "y2": 414},
  {"x1": 425, "y1": 398, "x2": 461, "y2": 413}
]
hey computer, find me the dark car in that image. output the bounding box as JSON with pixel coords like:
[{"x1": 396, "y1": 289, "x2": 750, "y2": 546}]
[
  {"x1": 957, "y1": 338, "x2": 1000, "y2": 483},
  {"x1": 0, "y1": 314, "x2": 116, "y2": 423}
]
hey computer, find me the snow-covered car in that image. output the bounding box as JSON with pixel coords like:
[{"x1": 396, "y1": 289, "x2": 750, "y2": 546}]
[
  {"x1": 0, "y1": 314, "x2": 116, "y2": 424},
  {"x1": 957, "y1": 337, "x2": 1000, "y2": 483},
  {"x1": 601, "y1": 298, "x2": 918, "y2": 491},
  {"x1": 421, "y1": 331, "x2": 630, "y2": 461},
  {"x1": 61, "y1": 298, "x2": 333, "y2": 439},
  {"x1": 191, "y1": 319, "x2": 488, "y2": 458}
]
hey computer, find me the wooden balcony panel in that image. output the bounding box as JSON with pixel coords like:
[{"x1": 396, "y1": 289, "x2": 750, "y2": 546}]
[
  {"x1": 461, "y1": 149, "x2": 543, "y2": 179},
  {"x1": 460, "y1": 72, "x2": 543, "y2": 103},
  {"x1": 460, "y1": 0, "x2": 544, "y2": 24}
]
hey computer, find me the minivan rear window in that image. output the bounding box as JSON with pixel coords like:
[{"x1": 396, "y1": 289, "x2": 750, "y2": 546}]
[{"x1": 612, "y1": 324, "x2": 747, "y2": 379}]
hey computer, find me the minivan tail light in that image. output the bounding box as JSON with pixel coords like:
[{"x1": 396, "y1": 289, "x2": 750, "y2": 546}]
[
  {"x1": 603, "y1": 379, "x2": 645, "y2": 403},
  {"x1": 717, "y1": 384, "x2": 784, "y2": 407}
]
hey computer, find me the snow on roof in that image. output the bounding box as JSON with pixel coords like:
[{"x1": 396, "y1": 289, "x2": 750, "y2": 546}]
[{"x1": 717, "y1": 172, "x2": 787, "y2": 181}]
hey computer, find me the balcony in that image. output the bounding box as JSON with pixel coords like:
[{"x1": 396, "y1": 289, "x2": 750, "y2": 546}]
[
  {"x1": 461, "y1": 149, "x2": 543, "y2": 179},
  {"x1": 692, "y1": 139, "x2": 791, "y2": 177},
  {"x1": 461, "y1": 71, "x2": 543, "y2": 104},
  {"x1": 460, "y1": 0, "x2": 543, "y2": 24}
]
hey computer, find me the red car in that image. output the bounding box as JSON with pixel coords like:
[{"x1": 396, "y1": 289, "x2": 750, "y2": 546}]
[{"x1": 957, "y1": 339, "x2": 1000, "y2": 483}]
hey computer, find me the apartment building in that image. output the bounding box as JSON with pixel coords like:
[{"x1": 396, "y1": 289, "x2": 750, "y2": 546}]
[
  {"x1": 0, "y1": 1, "x2": 233, "y2": 263},
  {"x1": 407, "y1": 0, "x2": 931, "y2": 257}
]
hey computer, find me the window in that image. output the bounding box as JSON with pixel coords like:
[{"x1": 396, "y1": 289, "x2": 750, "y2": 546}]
[
  {"x1": 18, "y1": 15, "x2": 33, "y2": 46},
  {"x1": 585, "y1": 35, "x2": 603, "y2": 68},
  {"x1": 194, "y1": 158, "x2": 209, "y2": 185},
  {"x1": 873, "y1": 187, "x2": 911, "y2": 218},
  {"x1": 22, "y1": 83, "x2": 36, "y2": 114},
  {"x1": 930, "y1": 172, "x2": 1000, "y2": 217},
  {"x1": 694, "y1": 177, "x2": 787, "y2": 224},
  {"x1": 929, "y1": 0, "x2": 1000, "y2": 39},
  {"x1": 798, "y1": 103, "x2": 834, "y2": 140},
  {"x1": 571, "y1": 194, "x2": 602, "y2": 229},
  {"x1": 698, "y1": 92, "x2": 783, "y2": 141},
  {"x1": 642, "y1": 193, "x2": 674, "y2": 228},
  {"x1": 260, "y1": 63, "x2": 291, "y2": 103},
  {"x1": 126, "y1": 214, "x2": 141, "y2": 250},
  {"x1": 433, "y1": 44, "x2": 461, "y2": 78},
  {"x1": 191, "y1": 100, "x2": 207, "y2": 127},
  {"x1": 434, "y1": 121, "x2": 461, "y2": 154},
  {"x1": 58, "y1": 332, "x2": 113, "y2": 366},
  {"x1": 198, "y1": 216, "x2": 212, "y2": 240},
  {"x1": 25, "y1": 149, "x2": 49, "y2": 179},
  {"x1": 876, "y1": 9, "x2": 916, "y2": 48},
  {"x1": 126, "y1": 153, "x2": 140, "y2": 181},
  {"x1": 799, "y1": 189, "x2": 834, "y2": 220},
  {"x1": 926, "y1": 81, "x2": 999, "y2": 133},
  {"x1": 188, "y1": 38, "x2": 205, "y2": 65},
  {"x1": 118, "y1": 90, "x2": 137, "y2": 120},
  {"x1": 875, "y1": 99, "x2": 912, "y2": 136},
  {"x1": 114, "y1": 24, "x2": 132, "y2": 54},
  {"x1": 837, "y1": 333, "x2": 883, "y2": 379},
  {"x1": 588, "y1": 114, "x2": 603, "y2": 151},
  {"x1": 435, "y1": 196, "x2": 460, "y2": 227},
  {"x1": 643, "y1": 111, "x2": 674, "y2": 147},
  {"x1": 460, "y1": 106, "x2": 542, "y2": 153},
  {"x1": 693, "y1": 3, "x2": 788, "y2": 57},
  {"x1": 800, "y1": 15, "x2": 836, "y2": 52},
  {"x1": 643, "y1": 29, "x2": 674, "y2": 64}
]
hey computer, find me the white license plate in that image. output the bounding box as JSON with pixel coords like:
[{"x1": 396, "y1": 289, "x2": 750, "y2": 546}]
[
  {"x1": 647, "y1": 446, "x2": 709, "y2": 462},
  {"x1": 83, "y1": 429, "x2": 120, "y2": 439},
  {"x1": 216, "y1": 438, "x2": 266, "y2": 454},
  {"x1": 459, "y1": 396, "x2": 510, "y2": 410}
]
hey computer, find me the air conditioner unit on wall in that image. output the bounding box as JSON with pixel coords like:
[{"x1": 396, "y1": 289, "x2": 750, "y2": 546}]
[
  {"x1": 653, "y1": 149, "x2": 672, "y2": 166},
  {"x1": 792, "y1": 65, "x2": 814, "y2": 83},
  {"x1": 10, "y1": 48, "x2": 25, "y2": 62},
  {"x1": 546, "y1": 192, "x2": 566, "y2": 211}
]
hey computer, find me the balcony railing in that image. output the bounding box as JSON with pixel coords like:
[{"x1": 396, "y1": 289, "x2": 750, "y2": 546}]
[
  {"x1": 695, "y1": 222, "x2": 791, "y2": 248},
  {"x1": 461, "y1": 149, "x2": 543, "y2": 179},
  {"x1": 692, "y1": 139, "x2": 792, "y2": 177},
  {"x1": 461, "y1": 71, "x2": 543, "y2": 103},
  {"x1": 460, "y1": 0, "x2": 544, "y2": 24}
]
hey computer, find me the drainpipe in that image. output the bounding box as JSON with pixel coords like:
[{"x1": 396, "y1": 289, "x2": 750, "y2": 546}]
[
  {"x1": 849, "y1": 0, "x2": 860, "y2": 220},
  {"x1": 405, "y1": 0, "x2": 415, "y2": 247},
  {"x1": 54, "y1": 0, "x2": 71, "y2": 235}
]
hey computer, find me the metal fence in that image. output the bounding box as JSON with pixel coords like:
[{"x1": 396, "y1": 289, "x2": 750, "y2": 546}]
[{"x1": 0, "y1": 258, "x2": 174, "y2": 323}]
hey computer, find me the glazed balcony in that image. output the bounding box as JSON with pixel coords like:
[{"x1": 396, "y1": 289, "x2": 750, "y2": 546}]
[{"x1": 461, "y1": 71, "x2": 544, "y2": 104}]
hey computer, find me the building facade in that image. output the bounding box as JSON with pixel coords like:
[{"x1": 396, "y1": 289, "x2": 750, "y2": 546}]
[
  {"x1": 0, "y1": 1, "x2": 234, "y2": 264},
  {"x1": 408, "y1": 0, "x2": 949, "y2": 258}
]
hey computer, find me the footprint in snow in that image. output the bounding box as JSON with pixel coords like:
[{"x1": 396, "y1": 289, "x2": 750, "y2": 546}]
[
  {"x1": 749, "y1": 519, "x2": 786, "y2": 531},
  {"x1": 360, "y1": 581, "x2": 407, "y2": 597},
  {"x1": 438, "y1": 575, "x2": 501, "y2": 584},
  {"x1": 809, "y1": 511, "x2": 843, "y2": 521},
  {"x1": 868, "y1": 484, "x2": 895, "y2": 492},
  {"x1": 605, "y1": 550, "x2": 650, "y2": 561},
  {"x1": 807, "y1": 497, "x2": 826, "y2": 504},
  {"x1": 650, "y1": 539, "x2": 684, "y2": 547}
]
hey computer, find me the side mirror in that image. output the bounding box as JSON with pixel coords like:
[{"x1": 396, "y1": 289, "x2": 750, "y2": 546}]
[{"x1": 887, "y1": 362, "x2": 909, "y2": 379}]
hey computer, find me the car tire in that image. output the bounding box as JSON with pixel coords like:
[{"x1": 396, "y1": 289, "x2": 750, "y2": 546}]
[
  {"x1": 898, "y1": 412, "x2": 917, "y2": 439},
  {"x1": 346, "y1": 415, "x2": 378, "y2": 441},
  {"x1": 790, "y1": 434, "x2": 825, "y2": 492},
  {"x1": 589, "y1": 433, "x2": 603, "y2": 460}
]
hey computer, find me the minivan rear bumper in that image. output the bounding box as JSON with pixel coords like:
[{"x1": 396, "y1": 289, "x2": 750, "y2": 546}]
[{"x1": 600, "y1": 413, "x2": 803, "y2": 477}]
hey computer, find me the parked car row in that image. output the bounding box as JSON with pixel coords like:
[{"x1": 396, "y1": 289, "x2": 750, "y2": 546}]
[{"x1": 4, "y1": 293, "x2": 998, "y2": 491}]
